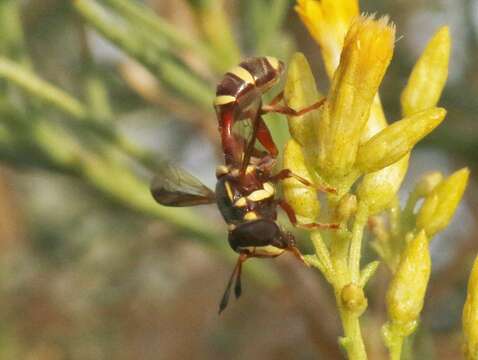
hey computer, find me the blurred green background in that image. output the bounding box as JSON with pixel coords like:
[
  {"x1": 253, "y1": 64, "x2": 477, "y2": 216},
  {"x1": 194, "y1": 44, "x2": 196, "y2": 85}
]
[{"x1": 0, "y1": 0, "x2": 475, "y2": 359}]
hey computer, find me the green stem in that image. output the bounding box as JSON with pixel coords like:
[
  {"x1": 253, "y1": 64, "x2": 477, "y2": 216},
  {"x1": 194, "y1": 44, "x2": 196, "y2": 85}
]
[
  {"x1": 349, "y1": 202, "x2": 369, "y2": 283},
  {"x1": 311, "y1": 230, "x2": 333, "y2": 280},
  {"x1": 338, "y1": 299, "x2": 368, "y2": 360},
  {"x1": 389, "y1": 336, "x2": 404, "y2": 360},
  {"x1": 0, "y1": 57, "x2": 86, "y2": 118},
  {"x1": 383, "y1": 324, "x2": 405, "y2": 360},
  {"x1": 325, "y1": 193, "x2": 368, "y2": 359}
]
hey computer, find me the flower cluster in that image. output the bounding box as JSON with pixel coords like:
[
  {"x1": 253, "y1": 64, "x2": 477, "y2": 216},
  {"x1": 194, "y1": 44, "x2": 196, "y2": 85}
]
[{"x1": 283, "y1": 1, "x2": 471, "y2": 359}]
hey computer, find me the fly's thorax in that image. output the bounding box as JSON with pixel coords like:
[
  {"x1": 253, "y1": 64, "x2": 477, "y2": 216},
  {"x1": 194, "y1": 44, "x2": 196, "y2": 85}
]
[{"x1": 215, "y1": 169, "x2": 278, "y2": 226}]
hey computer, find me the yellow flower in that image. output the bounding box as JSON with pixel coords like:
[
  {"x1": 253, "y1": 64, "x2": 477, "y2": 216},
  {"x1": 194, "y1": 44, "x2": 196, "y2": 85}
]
[
  {"x1": 317, "y1": 15, "x2": 395, "y2": 180},
  {"x1": 295, "y1": 0, "x2": 359, "y2": 77}
]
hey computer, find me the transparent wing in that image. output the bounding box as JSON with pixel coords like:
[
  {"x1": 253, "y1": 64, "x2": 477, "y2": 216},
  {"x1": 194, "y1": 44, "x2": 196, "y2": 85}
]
[{"x1": 150, "y1": 164, "x2": 215, "y2": 207}]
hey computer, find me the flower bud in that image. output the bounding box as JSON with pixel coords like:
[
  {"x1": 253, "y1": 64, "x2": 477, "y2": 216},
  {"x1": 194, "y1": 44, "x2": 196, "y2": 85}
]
[
  {"x1": 295, "y1": 0, "x2": 359, "y2": 77},
  {"x1": 386, "y1": 230, "x2": 431, "y2": 335},
  {"x1": 284, "y1": 52, "x2": 322, "y2": 164},
  {"x1": 341, "y1": 283, "x2": 367, "y2": 315},
  {"x1": 356, "y1": 108, "x2": 446, "y2": 173},
  {"x1": 317, "y1": 16, "x2": 395, "y2": 179},
  {"x1": 336, "y1": 194, "x2": 357, "y2": 221},
  {"x1": 401, "y1": 27, "x2": 450, "y2": 117},
  {"x1": 283, "y1": 139, "x2": 319, "y2": 222},
  {"x1": 416, "y1": 168, "x2": 470, "y2": 237},
  {"x1": 361, "y1": 95, "x2": 388, "y2": 143},
  {"x1": 414, "y1": 171, "x2": 444, "y2": 197},
  {"x1": 357, "y1": 155, "x2": 409, "y2": 215},
  {"x1": 463, "y1": 254, "x2": 478, "y2": 360}
]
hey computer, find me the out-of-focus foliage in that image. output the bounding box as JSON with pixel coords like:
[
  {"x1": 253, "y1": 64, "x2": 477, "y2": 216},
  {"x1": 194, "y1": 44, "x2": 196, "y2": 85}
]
[{"x1": 0, "y1": 0, "x2": 475, "y2": 359}]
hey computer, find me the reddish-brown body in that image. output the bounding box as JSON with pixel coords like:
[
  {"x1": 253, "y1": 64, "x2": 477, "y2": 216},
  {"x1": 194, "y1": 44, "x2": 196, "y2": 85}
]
[
  {"x1": 151, "y1": 56, "x2": 330, "y2": 313},
  {"x1": 214, "y1": 56, "x2": 284, "y2": 167}
]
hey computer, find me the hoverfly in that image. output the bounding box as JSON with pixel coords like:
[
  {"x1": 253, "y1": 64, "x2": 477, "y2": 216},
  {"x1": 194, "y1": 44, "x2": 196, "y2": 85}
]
[{"x1": 151, "y1": 57, "x2": 334, "y2": 313}]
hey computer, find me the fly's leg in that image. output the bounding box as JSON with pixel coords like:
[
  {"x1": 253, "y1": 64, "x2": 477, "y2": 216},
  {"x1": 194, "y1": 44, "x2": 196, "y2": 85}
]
[
  {"x1": 261, "y1": 92, "x2": 326, "y2": 117},
  {"x1": 270, "y1": 169, "x2": 337, "y2": 194},
  {"x1": 219, "y1": 253, "x2": 248, "y2": 314},
  {"x1": 278, "y1": 199, "x2": 339, "y2": 230},
  {"x1": 255, "y1": 116, "x2": 278, "y2": 158}
]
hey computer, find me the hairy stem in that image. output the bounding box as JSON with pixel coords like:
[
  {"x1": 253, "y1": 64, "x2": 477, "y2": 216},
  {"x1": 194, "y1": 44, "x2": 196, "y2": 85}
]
[{"x1": 339, "y1": 305, "x2": 368, "y2": 360}]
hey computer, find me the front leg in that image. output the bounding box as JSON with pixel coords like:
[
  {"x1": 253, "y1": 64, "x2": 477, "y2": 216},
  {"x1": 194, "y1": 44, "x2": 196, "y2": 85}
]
[
  {"x1": 278, "y1": 199, "x2": 338, "y2": 230},
  {"x1": 270, "y1": 169, "x2": 336, "y2": 194},
  {"x1": 261, "y1": 92, "x2": 326, "y2": 117}
]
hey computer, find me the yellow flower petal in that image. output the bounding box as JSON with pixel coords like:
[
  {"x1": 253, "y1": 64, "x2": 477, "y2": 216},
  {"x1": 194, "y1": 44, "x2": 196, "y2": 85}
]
[
  {"x1": 401, "y1": 26, "x2": 450, "y2": 116},
  {"x1": 295, "y1": 0, "x2": 359, "y2": 77}
]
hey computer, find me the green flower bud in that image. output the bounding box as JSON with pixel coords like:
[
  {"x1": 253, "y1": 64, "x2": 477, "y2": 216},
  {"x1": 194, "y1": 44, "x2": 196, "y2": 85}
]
[
  {"x1": 284, "y1": 52, "x2": 322, "y2": 164},
  {"x1": 386, "y1": 230, "x2": 430, "y2": 335},
  {"x1": 341, "y1": 283, "x2": 367, "y2": 315},
  {"x1": 401, "y1": 27, "x2": 450, "y2": 117},
  {"x1": 336, "y1": 194, "x2": 357, "y2": 221},
  {"x1": 357, "y1": 154, "x2": 410, "y2": 215},
  {"x1": 416, "y1": 168, "x2": 470, "y2": 237},
  {"x1": 356, "y1": 108, "x2": 446, "y2": 173},
  {"x1": 463, "y1": 254, "x2": 478, "y2": 360},
  {"x1": 283, "y1": 139, "x2": 319, "y2": 222},
  {"x1": 414, "y1": 171, "x2": 444, "y2": 197}
]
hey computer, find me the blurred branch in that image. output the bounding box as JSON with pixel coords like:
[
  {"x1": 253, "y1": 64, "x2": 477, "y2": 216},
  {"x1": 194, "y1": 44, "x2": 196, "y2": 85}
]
[
  {"x1": 73, "y1": 0, "x2": 213, "y2": 110},
  {"x1": 100, "y1": 0, "x2": 226, "y2": 73},
  {"x1": 0, "y1": 56, "x2": 163, "y2": 170},
  {"x1": 187, "y1": 0, "x2": 241, "y2": 71},
  {"x1": 241, "y1": 0, "x2": 290, "y2": 55},
  {"x1": 0, "y1": 57, "x2": 87, "y2": 118}
]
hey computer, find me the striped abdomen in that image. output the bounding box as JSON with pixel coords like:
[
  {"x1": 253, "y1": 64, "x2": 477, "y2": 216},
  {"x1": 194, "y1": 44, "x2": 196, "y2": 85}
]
[{"x1": 214, "y1": 57, "x2": 284, "y2": 165}]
